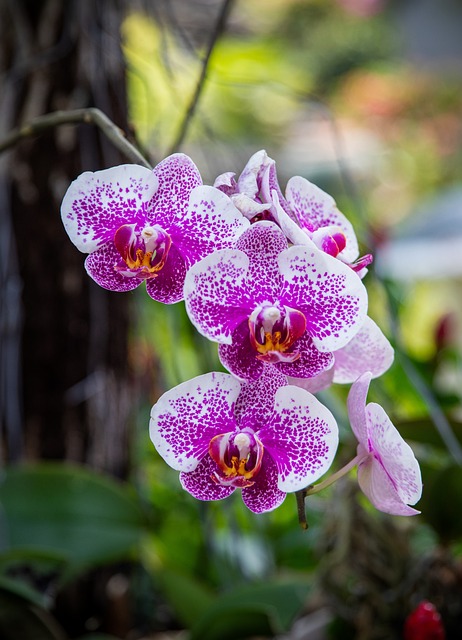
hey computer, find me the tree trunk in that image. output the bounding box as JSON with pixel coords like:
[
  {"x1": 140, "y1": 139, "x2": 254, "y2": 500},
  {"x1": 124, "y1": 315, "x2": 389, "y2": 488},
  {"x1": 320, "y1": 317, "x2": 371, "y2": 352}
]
[{"x1": 0, "y1": 0, "x2": 134, "y2": 479}]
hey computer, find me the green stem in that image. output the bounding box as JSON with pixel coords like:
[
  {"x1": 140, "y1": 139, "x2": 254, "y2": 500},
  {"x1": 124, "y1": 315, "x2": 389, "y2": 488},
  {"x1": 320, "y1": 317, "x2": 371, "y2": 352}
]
[{"x1": 305, "y1": 452, "x2": 367, "y2": 496}]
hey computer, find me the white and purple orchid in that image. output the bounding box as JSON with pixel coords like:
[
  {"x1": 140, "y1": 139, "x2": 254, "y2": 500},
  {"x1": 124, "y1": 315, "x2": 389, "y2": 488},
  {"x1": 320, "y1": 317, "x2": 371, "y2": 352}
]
[
  {"x1": 216, "y1": 150, "x2": 372, "y2": 275},
  {"x1": 61, "y1": 153, "x2": 249, "y2": 303},
  {"x1": 347, "y1": 372, "x2": 422, "y2": 516},
  {"x1": 149, "y1": 367, "x2": 339, "y2": 513},
  {"x1": 184, "y1": 221, "x2": 368, "y2": 381}
]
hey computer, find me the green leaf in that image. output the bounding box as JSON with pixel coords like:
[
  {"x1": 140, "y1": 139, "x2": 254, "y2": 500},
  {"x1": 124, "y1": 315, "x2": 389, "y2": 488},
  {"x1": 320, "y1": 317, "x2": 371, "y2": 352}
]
[
  {"x1": 0, "y1": 585, "x2": 67, "y2": 640},
  {"x1": 0, "y1": 463, "x2": 147, "y2": 577},
  {"x1": 156, "y1": 569, "x2": 215, "y2": 629},
  {"x1": 190, "y1": 581, "x2": 310, "y2": 640}
]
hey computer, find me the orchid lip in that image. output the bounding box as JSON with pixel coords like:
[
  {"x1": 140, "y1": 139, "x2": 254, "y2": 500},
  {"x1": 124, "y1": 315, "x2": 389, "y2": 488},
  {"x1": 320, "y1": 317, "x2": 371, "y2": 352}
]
[
  {"x1": 209, "y1": 428, "x2": 264, "y2": 489},
  {"x1": 248, "y1": 303, "x2": 306, "y2": 360},
  {"x1": 312, "y1": 226, "x2": 347, "y2": 258},
  {"x1": 113, "y1": 223, "x2": 172, "y2": 279}
]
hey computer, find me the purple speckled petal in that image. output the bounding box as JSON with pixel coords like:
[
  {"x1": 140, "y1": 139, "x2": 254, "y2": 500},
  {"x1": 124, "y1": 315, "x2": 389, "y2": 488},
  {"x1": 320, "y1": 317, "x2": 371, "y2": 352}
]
[
  {"x1": 333, "y1": 317, "x2": 394, "y2": 384},
  {"x1": 288, "y1": 366, "x2": 335, "y2": 394},
  {"x1": 145, "y1": 242, "x2": 187, "y2": 304},
  {"x1": 357, "y1": 457, "x2": 420, "y2": 516},
  {"x1": 218, "y1": 321, "x2": 264, "y2": 381},
  {"x1": 259, "y1": 385, "x2": 338, "y2": 492},
  {"x1": 180, "y1": 455, "x2": 236, "y2": 502},
  {"x1": 366, "y1": 402, "x2": 422, "y2": 507},
  {"x1": 346, "y1": 371, "x2": 372, "y2": 445},
  {"x1": 149, "y1": 372, "x2": 241, "y2": 472},
  {"x1": 234, "y1": 365, "x2": 287, "y2": 427},
  {"x1": 274, "y1": 332, "x2": 334, "y2": 379},
  {"x1": 286, "y1": 176, "x2": 359, "y2": 263},
  {"x1": 84, "y1": 243, "x2": 142, "y2": 292},
  {"x1": 147, "y1": 153, "x2": 202, "y2": 228},
  {"x1": 61, "y1": 165, "x2": 158, "y2": 253},
  {"x1": 279, "y1": 245, "x2": 368, "y2": 352},
  {"x1": 241, "y1": 454, "x2": 286, "y2": 513},
  {"x1": 184, "y1": 249, "x2": 253, "y2": 343},
  {"x1": 173, "y1": 185, "x2": 249, "y2": 265},
  {"x1": 235, "y1": 222, "x2": 288, "y2": 298}
]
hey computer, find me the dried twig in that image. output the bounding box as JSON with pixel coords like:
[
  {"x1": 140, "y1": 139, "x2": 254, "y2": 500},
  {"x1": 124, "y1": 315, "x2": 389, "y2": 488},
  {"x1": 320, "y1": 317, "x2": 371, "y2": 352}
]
[
  {"x1": 168, "y1": 0, "x2": 235, "y2": 154},
  {"x1": 0, "y1": 107, "x2": 152, "y2": 169}
]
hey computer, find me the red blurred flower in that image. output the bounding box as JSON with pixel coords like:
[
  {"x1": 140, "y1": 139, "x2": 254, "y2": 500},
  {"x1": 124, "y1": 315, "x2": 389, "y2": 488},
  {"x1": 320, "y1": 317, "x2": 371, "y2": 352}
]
[{"x1": 404, "y1": 601, "x2": 445, "y2": 640}]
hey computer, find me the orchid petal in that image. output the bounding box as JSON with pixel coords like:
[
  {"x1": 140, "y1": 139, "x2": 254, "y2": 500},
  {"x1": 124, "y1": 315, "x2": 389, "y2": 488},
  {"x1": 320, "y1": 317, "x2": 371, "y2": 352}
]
[
  {"x1": 346, "y1": 371, "x2": 372, "y2": 445},
  {"x1": 61, "y1": 165, "x2": 158, "y2": 253},
  {"x1": 213, "y1": 171, "x2": 237, "y2": 196},
  {"x1": 184, "y1": 249, "x2": 252, "y2": 343},
  {"x1": 357, "y1": 457, "x2": 421, "y2": 516},
  {"x1": 180, "y1": 455, "x2": 235, "y2": 502},
  {"x1": 279, "y1": 245, "x2": 368, "y2": 352},
  {"x1": 242, "y1": 454, "x2": 286, "y2": 513},
  {"x1": 366, "y1": 402, "x2": 422, "y2": 507},
  {"x1": 84, "y1": 243, "x2": 142, "y2": 292},
  {"x1": 288, "y1": 366, "x2": 335, "y2": 394},
  {"x1": 231, "y1": 193, "x2": 270, "y2": 220},
  {"x1": 174, "y1": 186, "x2": 249, "y2": 265},
  {"x1": 149, "y1": 372, "x2": 241, "y2": 472},
  {"x1": 286, "y1": 176, "x2": 359, "y2": 262},
  {"x1": 218, "y1": 321, "x2": 264, "y2": 381},
  {"x1": 271, "y1": 190, "x2": 312, "y2": 246},
  {"x1": 145, "y1": 242, "x2": 187, "y2": 304},
  {"x1": 333, "y1": 317, "x2": 394, "y2": 384},
  {"x1": 234, "y1": 365, "x2": 287, "y2": 428},
  {"x1": 237, "y1": 149, "x2": 273, "y2": 199},
  {"x1": 147, "y1": 153, "x2": 202, "y2": 228},
  {"x1": 274, "y1": 332, "x2": 334, "y2": 379},
  {"x1": 260, "y1": 385, "x2": 338, "y2": 492}
]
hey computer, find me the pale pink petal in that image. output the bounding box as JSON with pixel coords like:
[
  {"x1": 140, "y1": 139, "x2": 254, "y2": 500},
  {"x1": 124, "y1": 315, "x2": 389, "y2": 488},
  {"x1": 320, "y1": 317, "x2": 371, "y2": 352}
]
[
  {"x1": 149, "y1": 372, "x2": 241, "y2": 472},
  {"x1": 286, "y1": 176, "x2": 359, "y2": 263},
  {"x1": 346, "y1": 371, "x2": 372, "y2": 445},
  {"x1": 366, "y1": 403, "x2": 422, "y2": 507},
  {"x1": 260, "y1": 385, "x2": 338, "y2": 492},
  {"x1": 357, "y1": 456, "x2": 420, "y2": 516},
  {"x1": 173, "y1": 186, "x2": 249, "y2": 265},
  {"x1": 241, "y1": 454, "x2": 286, "y2": 513},
  {"x1": 61, "y1": 165, "x2": 157, "y2": 253},
  {"x1": 184, "y1": 249, "x2": 253, "y2": 343},
  {"x1": 147, "y1": 153, "x2": 202, "y2": 228},
  {"x1": 213, "y1": 171, "x2": 237, "y2": 196},
  {"x1": 145, "y1": 243, "x2": 187, "y2": 304},
  {"x1": 180, "y1": 455, "x2": 235, "y2": 502},
  {"x1": 279, "y1": 245, "x2": 368, "y2": 352},
  {"x1": 288, "y1": 366, "x2": 335, "y2": 394},
  {"x1": 333, "y1": 317, "x2": 394, "y2": 384},
  {"x1": 84, "y1": 243, "x2": 142, "y2": 292},
  {"x1": 231, "y1": 193, "x2": 270, "y2": 220}
]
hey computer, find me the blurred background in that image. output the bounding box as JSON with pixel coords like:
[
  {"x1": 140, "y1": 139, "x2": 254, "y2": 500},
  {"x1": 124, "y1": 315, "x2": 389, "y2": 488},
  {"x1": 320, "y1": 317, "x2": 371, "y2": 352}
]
[{"x1": 1, "y1": 0, "x2": 462, "y2": 638}]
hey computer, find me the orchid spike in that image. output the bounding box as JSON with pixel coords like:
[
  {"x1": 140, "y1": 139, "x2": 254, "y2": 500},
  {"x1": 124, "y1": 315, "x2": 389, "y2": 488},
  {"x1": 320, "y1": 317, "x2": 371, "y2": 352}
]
[
  {"x1": 184, "y1": 221, "x2": 368, "y2": 381},
  {"x1": 149, "y1": 367, "x2": 339, "y2": 513},
  {"x1": 61, "y1": 153, "x2": 249, "y2": 303},
  {"x1": 347, "y1": 372, "x2": 422, "y2": 515}
]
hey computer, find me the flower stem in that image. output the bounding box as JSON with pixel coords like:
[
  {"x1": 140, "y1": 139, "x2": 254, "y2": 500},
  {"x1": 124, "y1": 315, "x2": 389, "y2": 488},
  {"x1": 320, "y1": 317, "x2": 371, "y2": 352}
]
[{"x1": 305, "y1": 453, "x2": 368, "y2": 496}]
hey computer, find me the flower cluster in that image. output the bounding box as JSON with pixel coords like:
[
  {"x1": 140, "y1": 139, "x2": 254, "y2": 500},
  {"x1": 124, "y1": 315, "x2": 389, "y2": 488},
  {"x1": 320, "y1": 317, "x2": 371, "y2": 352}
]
[{"x1": 61, "y1": 150, "x2": 422, "y2": 516}]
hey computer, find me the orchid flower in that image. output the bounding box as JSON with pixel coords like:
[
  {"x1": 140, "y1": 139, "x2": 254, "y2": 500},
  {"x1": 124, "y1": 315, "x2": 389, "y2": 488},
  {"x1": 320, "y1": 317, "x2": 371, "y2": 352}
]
[
  {"x1": 347, "y1": 372, "x2": 422, "y2": 515},
  {"x1": 61, "y1": 153, "x2": 249, "y2": 303},
  {"x1": 291, "y1": 316, "x2": 394, "y2": 393},
  {"x1": 184, "y1": 221, "x2": 368, "y2": 381},
  {"x1": 149, "y1": 367, "x2": 339, "y2": 513},
  {"x1": 216, "y1": 150, "x2": 372, "y2": 275}
]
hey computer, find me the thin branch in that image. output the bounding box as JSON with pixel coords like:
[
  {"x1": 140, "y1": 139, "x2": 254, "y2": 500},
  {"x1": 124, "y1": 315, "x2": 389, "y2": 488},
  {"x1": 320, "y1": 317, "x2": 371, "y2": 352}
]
[
  {"x1": 295, "y1": 490, "x2": 309, "y2": 530},
  {"x1": 0, "y1": 107, "x2": 152, "y2": 169},
  {"x1": 168, "y1": 0, "x2": 235, "y2": 155}
]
